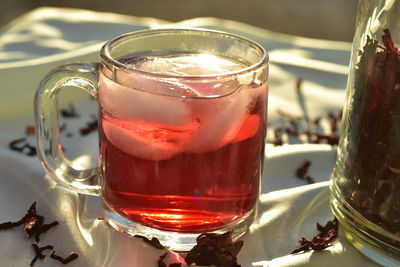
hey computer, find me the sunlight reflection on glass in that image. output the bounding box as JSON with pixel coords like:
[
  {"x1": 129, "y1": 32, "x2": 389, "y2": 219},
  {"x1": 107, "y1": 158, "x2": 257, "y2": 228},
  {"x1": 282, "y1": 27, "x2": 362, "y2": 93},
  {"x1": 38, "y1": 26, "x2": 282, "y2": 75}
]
[{"x1": 76, "y1": 211, "x2": 95, "y2": 247}]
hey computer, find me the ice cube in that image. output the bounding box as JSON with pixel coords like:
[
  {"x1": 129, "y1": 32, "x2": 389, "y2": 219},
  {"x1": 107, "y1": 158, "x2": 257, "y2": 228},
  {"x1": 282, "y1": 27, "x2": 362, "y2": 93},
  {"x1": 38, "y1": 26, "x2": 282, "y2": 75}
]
[
  {"x1": 98, "y1": 72, "x2": 193, "y2": 129},
  {"x1": 98, "y1": 54, "x2": 261, "y2": 155},
  {"x1": 102, "y1": 116, "x2": 193, "y2": 161},
  {"x1": 184, "y1": 87, "x2": 251, "y2": 153},
  {"x1": 115, "y1": 54, "x2": 247, "y2": 97},
  {"x1": 132, "y1": 54, "x2": 244, "y2": 76},
  {"x1": 115, "y1": 70, "x2": 200, "y2": 97},
  {"x1": 232, "y1": 114, "x2": 261, "y2": 143}
]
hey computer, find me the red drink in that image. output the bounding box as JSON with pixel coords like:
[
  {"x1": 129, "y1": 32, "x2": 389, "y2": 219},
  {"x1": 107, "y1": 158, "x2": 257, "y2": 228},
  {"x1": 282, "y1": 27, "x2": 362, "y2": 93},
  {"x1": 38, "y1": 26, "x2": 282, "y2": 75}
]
[{"x1": 98, "y1": 54, "x2": 268, "y2": 232}]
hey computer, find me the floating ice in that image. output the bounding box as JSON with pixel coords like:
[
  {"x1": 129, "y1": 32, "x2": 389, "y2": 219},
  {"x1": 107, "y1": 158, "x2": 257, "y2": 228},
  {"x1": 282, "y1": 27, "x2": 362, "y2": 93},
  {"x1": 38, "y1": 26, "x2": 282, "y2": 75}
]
[
  {"x1": 184, "y1": 87, "x2": 252, "y2": 153},
  {"x1": 101, "y1": 115, "x2": 196, "y2": 160},
  {"x1": 128, "y1": 54, "x2": 244, "y2": 76},
  {"x1": 99, "y1": 73, "x2": 193, "y2": 128},
  {"x1": 98, "y1": 54, "x2": 265, "y2": 159}
]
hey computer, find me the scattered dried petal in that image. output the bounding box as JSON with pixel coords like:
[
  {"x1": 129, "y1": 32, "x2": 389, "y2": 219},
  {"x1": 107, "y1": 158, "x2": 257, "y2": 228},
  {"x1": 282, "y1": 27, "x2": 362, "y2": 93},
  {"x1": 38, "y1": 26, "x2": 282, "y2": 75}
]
[
  {"x1": 291, "y1": 218, "x2": 338, "y2": 254},
  {"x1": 80, "y1": 116, "x2": 98, "y2": 136},
  {"x1": 0, "y1": 202, "x2": 37, "y2": 230},
  {"x1": 26, "y1": 125, "x2": 35, "y2": 135},
  {"x1": 295, "y1": 160, "x2": 311, "y2": 179},
  {"x1": 24, "y1": 215, "x2": 44, "y2": 239},
  {"x1": 60, "y1": 103, "x2": 79, "y2": 118},
  {"x1": 35, "y1": 221, "x2": 59, "y2": 243},
  {"x1": 135, "y1": 235, "x2": 168, "y2": 250},
  {"x1": 8, "y1": 138, "x2": 36, "y2": 156},
  {"x1": 1, "y1": 202, "x2": 75, "y2": 265},
  {"x1": 272, "y1": 137, "x2": 283, "y2": 146},
  {"x1": 50, "y1": 251, "x2": 79, "y2": 264},
  {"x1": 306, "y1": 175, "x2": 315, "y2": 184},
  {"x1": 30, "y1": 244, "x2": 53, "y2": 266}
]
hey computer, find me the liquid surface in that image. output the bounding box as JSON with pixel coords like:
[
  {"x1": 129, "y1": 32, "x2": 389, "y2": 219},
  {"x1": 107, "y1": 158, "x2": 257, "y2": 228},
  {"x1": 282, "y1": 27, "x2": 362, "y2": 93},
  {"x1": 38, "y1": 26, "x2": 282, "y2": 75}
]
[{"x1": 123, "y1": 53, "x2": 247, "y2": 76}]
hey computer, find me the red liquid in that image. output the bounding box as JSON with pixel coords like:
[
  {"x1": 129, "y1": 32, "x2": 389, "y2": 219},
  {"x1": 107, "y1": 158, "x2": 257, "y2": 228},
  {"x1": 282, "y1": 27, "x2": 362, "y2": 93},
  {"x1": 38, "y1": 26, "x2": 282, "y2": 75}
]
[
  {"x1": 98, "y1": 53, "x2": 268, "y2": 232},
  {"x1": 99, "y1": 93, "x2": 267, "y2": 232}
]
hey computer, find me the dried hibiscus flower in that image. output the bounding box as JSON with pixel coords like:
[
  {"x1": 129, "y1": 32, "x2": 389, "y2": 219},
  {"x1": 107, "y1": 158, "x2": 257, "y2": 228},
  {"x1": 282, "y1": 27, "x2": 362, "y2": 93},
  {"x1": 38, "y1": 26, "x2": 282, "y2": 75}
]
[
  {"x1": 337, "y1": 28, "x2": 400, "y2": 244},
  {"x1": 0, "y1": 201, "x2": 59, "y2": 243},
  {"x1": 185, "y1": 231, "x2": 243, "y2": 267},
  {"x1": 269, "y1": 79, "x2": 342, "y2": 147},
  {"x1": 1, "y1": 202, "x2": 77, "y2": 266},
  {"x1": 8, "y1": 137, "x2": 36, "y2": 156},
  {"x1": 295, "y1": 160, "x2": 315, "y2": 184},
  {"x1": 0, "y1": 201, "x2": 38, "y2": 230},
  {"x1": 291, "y1": 217, "x2": 338, "y2": 254}
]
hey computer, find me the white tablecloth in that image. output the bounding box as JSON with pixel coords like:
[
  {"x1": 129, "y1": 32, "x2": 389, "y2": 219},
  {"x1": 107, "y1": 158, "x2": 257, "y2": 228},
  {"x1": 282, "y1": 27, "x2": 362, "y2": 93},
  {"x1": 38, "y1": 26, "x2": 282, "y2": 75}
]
[{"x1": 0, "y1": 7, "x2": 379, "y2": 267}]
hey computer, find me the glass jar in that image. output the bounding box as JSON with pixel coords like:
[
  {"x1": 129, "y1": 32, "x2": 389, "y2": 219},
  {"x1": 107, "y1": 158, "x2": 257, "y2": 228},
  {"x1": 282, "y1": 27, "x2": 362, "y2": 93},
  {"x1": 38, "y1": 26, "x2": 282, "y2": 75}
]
[{"x1": 330, "y1": 0, "x2": 400, "y2": 265}]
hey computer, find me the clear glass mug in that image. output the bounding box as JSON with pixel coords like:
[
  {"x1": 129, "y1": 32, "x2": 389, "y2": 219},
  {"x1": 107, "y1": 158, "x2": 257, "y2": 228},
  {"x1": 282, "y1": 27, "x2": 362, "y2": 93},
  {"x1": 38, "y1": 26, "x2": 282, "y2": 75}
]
[
  {"x1": 330, "y1": 0, "x2": 400, "y2": 265},
  {"x1": 34, "y1": 28, "x2": 269, "y2": 250}
]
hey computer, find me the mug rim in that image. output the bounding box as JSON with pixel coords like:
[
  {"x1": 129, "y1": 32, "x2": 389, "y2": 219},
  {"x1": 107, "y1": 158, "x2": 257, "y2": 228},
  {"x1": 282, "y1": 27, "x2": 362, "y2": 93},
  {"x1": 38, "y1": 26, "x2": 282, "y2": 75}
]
[{"x1": 100, "y1": 28, "x2": 269, "y2": 81}]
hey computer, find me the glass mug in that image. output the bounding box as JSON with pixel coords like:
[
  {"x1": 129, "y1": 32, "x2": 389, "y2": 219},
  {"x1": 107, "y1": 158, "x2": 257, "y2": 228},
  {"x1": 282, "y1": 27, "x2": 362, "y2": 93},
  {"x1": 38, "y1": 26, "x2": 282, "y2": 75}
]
[
  {"x1": 34, "y1": 28, "x2": 269, "y2": 250},
  {"x1": 330, "y1": 0, "x2": 400, "y2": 265}
]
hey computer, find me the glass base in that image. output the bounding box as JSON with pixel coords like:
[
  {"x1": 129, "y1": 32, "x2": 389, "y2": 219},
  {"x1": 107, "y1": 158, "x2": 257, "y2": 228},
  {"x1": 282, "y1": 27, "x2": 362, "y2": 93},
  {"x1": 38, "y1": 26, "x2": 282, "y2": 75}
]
[
  {"x1": 330, "y1": 181, "x2": 400, "y2": 266},
  {"x1": 103, "y1": 201, "x2": 256, "y2": 252}
]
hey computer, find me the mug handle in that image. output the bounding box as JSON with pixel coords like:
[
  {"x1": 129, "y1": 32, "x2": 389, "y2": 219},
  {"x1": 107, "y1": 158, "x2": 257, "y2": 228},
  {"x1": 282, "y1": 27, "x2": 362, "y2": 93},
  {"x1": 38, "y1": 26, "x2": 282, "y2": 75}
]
[{"x1": 34, "y1": 62, "x2": 101, "y2": 196}]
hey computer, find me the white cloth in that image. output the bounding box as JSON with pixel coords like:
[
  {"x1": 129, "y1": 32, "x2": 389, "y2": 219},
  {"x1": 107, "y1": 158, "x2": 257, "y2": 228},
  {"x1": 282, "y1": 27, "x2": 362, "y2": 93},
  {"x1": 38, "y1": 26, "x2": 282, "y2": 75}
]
[{"x1": 0, "y1": 7, "x2": 379, "y2": 266}]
